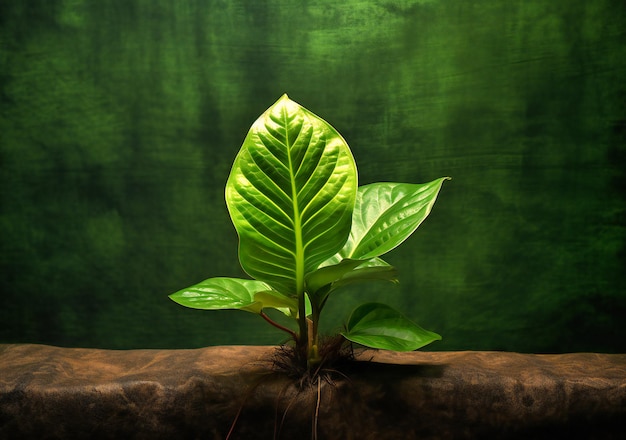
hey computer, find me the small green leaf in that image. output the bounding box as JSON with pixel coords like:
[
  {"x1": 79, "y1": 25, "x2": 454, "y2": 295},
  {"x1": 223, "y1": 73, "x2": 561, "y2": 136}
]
[
  {"x1": 339, "y1": 178, "x2": 449, "y2": 260},
  {"x1": 306, "y1": 258, "x2": 398, "y2": 312},
  {"x1": 253, "y1": 290, "x2": 298, "y2": 316},
  {"x1": 169, "y1": 277, "x2": 284, "y2": 314},
  {"x1": 305, "y1": 258, "x2": 365, "y2": 294},
  {"x1": 330, "y1": 258, "x2": 398, "y2": 291},
  {"x1": 341, "y1": 302, "x2": 441, "y2": 351}
]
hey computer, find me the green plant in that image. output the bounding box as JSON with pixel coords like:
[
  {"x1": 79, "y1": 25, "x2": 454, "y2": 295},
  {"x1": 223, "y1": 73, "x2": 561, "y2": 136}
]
[{"x1": 170, "y1": 94, "x2": 449, "y2": 373}]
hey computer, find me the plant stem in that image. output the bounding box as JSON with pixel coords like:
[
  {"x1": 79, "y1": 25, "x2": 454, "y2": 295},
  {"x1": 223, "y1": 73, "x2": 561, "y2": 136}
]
[
  {"x1": 307, "y1": 301, "x2": 321, "y2": 369},
  {"x1": 260, "y1": 311, "x2": 297, "y2": 340},
  {"x1": 297, "y1": 291, "x2": 308, "y2": 365}
]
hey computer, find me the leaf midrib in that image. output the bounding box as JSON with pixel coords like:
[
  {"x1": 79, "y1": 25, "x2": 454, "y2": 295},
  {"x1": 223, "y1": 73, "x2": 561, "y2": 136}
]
[{"x1": 284, "y1": 108, "x2": 305, "y2": 296}]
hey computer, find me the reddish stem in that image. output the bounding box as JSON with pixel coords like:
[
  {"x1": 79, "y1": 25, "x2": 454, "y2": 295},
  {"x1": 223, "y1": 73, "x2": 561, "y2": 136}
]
[{"x1": 260, "y1": 311, "x2": 297, "y2": 340}]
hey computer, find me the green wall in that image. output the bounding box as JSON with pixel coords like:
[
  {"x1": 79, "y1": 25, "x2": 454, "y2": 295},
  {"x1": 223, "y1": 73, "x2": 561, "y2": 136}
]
[{"x1": 1, "y1": 0, "x2": 625, "y2": 352}]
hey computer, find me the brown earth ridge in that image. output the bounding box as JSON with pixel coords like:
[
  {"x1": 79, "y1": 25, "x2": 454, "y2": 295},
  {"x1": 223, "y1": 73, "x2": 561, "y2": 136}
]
[{"x1": 1, "y1": 344, "x2": 625, "y2": 439}]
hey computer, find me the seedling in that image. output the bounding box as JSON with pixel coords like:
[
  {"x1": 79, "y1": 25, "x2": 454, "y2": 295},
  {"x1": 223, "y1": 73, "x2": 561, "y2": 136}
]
[{"x1": 170, "y1": 94, "x2": 448, "y2": 374}]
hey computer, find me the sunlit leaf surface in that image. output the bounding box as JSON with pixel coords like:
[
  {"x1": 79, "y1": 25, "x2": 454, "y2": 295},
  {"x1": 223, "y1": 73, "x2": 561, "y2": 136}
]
[
  {"x1": 338, "y1": 178, "x2": 449, "y2": 260},
  {"x1": 226, "y1": 94, "x2": 357, "y2": 296},
  {"x1": 169, "y1": 277, "x2": 271, "y2": 313}
]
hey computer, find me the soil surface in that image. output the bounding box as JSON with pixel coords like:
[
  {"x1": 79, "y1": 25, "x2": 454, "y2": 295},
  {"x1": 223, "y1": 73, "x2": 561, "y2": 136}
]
[{"x1": 1, "y1": 344, "x2": 625, "y2": 439}]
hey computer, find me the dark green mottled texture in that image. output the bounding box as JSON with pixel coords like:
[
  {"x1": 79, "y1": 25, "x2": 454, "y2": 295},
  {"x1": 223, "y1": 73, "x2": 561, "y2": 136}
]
[{"x1": 1, "y1": 0, "x2": 625, "y2": 351}]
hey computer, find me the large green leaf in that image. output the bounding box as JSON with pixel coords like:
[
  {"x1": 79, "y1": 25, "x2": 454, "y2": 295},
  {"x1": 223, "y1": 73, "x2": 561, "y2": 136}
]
[
  {"x1": 169, "y1": 277, "x2": 296, "y2": 315},
  {"x1": 336, "y1": 178, "x2": 449, "y2": 261},
  {"x1": 341, "y1": 302, "x2": 441, "y2": 351},
  {"x1": 226, "y1": 94, "x2": 357, "y2": 296}
]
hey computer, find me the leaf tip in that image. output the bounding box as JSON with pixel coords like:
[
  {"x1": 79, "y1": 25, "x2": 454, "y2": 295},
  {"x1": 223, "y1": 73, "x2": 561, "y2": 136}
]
[{"x1": 276, "y1": 93, "x2": 291, "y2": 104}]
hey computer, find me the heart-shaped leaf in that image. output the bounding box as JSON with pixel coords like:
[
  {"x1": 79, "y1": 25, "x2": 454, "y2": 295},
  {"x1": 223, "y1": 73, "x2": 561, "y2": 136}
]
[
  {"x1": 337, "y1": 178, "x2": 449, "y2": 260},
  {"x1": 226, "y1": 94, "x2": 357, "y2": 296},
  {"x1": 341, "y1": 302, "x2": 441, "y2": 351},
  {"x1": 169, "y1": 277, "x2": 295, "y2": 315}
]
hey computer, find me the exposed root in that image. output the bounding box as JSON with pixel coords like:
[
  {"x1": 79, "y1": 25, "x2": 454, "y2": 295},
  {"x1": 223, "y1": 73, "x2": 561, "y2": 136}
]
[
  {"x1": 227, "y1": 337, "x2": 356, "y2": 439},
  {"x1": 270, "y1": 335, "x2": 354, "y2": 388},
  {"x1": 313, "y1": 376, "x2": 321, "y2": 440},
  {"x1": 226, "y1": 371, "x2": 276, "y2": 440}
]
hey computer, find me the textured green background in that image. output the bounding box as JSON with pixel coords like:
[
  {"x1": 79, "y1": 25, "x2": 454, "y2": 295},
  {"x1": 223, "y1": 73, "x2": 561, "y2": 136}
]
[{"x1": 1, "y1": 0, "x2": 625, "y2": 352}]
